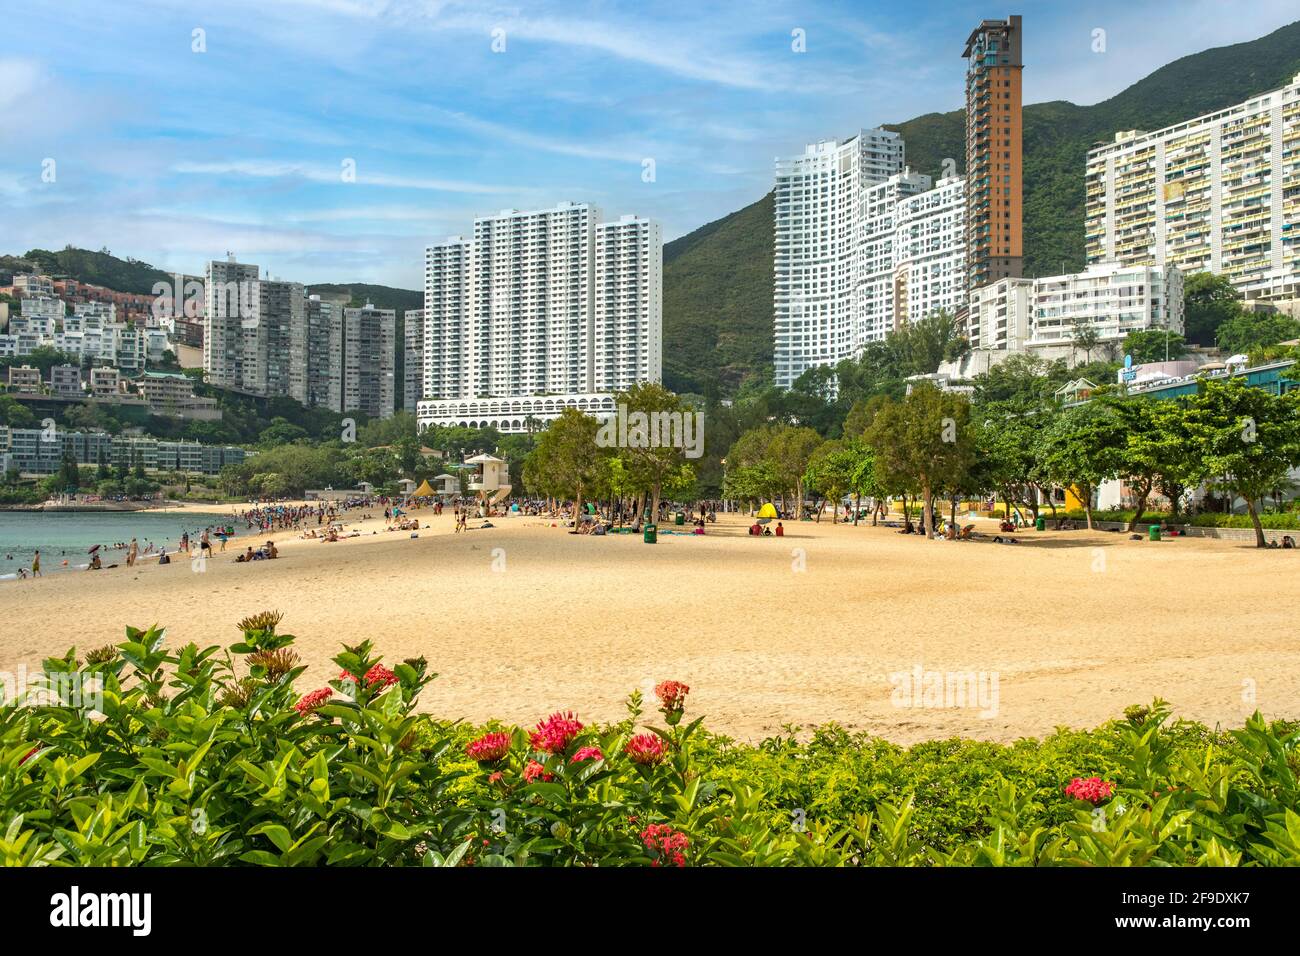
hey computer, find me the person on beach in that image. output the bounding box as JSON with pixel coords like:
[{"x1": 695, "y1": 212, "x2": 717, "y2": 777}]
[
  {"x1": 200, "y1": 529, "x2": 212, "y2": 557},
  {"x1": 31, "y1": 550, "x2": 41, "y2": 577},
  {"x1": 127, "y1": 538, "x2": 138, "y2": 567}
]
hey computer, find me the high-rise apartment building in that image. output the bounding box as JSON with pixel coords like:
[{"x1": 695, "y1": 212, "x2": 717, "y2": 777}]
[
  {"x1": 418, "y1": 203, "x2": 662, "y2": 433},
  {"x1": 963, "y1": 15, "x2": 1024, "y2": 291},
  {"x1": 1085, "y1": 72, "x2": 1300, "y2": 300},
  {"x1": 773, "y1": 130, "x2": 967, "y2": 387},
  {"x1": 203, "y1": 256, "x2": 259, "y2": 388},
  {"x1": 593, "y1": 216, "x2": 663, "y2": 392},
  {"x1": 342, "y1": 305, "x2": 395, "y2": 420},
  {"x1": 403, "y1": 309, "x2": 424, "y2": 411},
  {"x1": 893, "y1": 175, "x2": 968, "y2": 330},
  {"x1": 293, "y1": 294, "x2": 343, "y2": 411},
  {"x1": 423, "y1": 238, "x2": 472, "y2": 403},
  {"x1": 773, "y1": 130, "x2": 906, "y2": 388},
  {"x1": 241, "y1": 278, "x2": 304, "y2": 397}
]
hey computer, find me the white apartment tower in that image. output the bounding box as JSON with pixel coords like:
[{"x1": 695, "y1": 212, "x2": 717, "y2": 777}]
[
  {"x1": 593, "y1": 215, "x2": 662, "y2": 392},
  {"x1": 893, "y1": 175, "x2": 967, "y2": 329},
  {"x1": 774, "y1": 130, "x2": 906, "y2": 389},
  {"x1": 1085, "y1": 72, "x2": 1300, "y2": 300},
  {"x1": 419, "y1": 203, "x2": 662, "y2": 433},
  {"x1": 423, "y1": 238, "x2": 471, "y2": 402},
  {"x1": 774, "y1": 130, "x2": 967, "y2": 388}
]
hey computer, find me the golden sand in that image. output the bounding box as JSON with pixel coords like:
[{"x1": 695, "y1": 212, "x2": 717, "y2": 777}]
[{"x1": 2, "y1": 507, "x2": 1296, "y2": 744}]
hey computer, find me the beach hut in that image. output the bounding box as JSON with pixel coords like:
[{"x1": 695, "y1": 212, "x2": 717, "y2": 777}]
[
  {"x1": 397, "y1": 478, "x2": 417, "y2": 495},
  {"x1": 433, "y1": 473, "x2": 459, "y2": 497}
]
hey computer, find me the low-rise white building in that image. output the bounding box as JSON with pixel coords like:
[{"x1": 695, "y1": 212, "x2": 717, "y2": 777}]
[
  {"x1": 966, "y1": 261, "x2": 1184, "y2": 359},
  {"x1": 417, "y1": 392, "x2": 616, "y2": 434}
]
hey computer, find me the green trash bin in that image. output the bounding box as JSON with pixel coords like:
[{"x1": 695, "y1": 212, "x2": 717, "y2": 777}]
[
  {"x1": 1035, "y1": 516, "x2": 1046, "y2": 531},
  {"x1": 1148, "y1": 524, "x2": 1161, "y2": 541},
  {"x1": 675, "y1": 512, "x2": 685, "y2": 526},
  {"x1": 643, "y1": 524, "x2": 657, "y2": 544}
]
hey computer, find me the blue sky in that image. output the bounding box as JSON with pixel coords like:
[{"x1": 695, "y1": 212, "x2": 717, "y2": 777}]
[{"x1": 1, "y1": 0, "x2": 1295, "y2": 288}]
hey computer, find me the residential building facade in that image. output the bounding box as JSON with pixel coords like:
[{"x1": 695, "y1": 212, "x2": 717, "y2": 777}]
[
  {"x1": 963, "y1": 15, "x2": 1024, "y2": 290},
  {"x1": 1085, "y1": 71, "x2": 1300, "y2": 300}
]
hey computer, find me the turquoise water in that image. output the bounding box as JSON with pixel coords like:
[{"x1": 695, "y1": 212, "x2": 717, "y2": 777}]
[{"x1": 0, "y1": 510, "x2": 238, "y2": 578}]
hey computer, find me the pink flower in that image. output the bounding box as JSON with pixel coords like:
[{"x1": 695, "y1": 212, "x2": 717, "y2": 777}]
[
  {"x1": 625, "y1": 733, "x2": 666, "y2": 766},
  {"x1": 466, "y1": 731, "x2": 511, "y2": 764},
  {"x1": 523, "y1": 760, "x2": 554, "y2": 784},
  {"x1": 571, "y1": 746, "x2": 604, "y2": 764},
  {"x1": 641, "y1": 823, "x2": 689, "y2": 867},
  {"x1": 529, "y1": 711, "x2": 583, "y2": 754},
  {"x1": 295, "y1": 688, "x2": 333, "y2": 715},
  {"x1": 1065, "y1": 776, "x2": 1115, "y2": 805}
]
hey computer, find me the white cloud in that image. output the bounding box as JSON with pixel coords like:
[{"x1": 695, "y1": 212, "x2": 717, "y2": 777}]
[{"x1": 0, "y1": 59, "x2": 43, "y2": 110}]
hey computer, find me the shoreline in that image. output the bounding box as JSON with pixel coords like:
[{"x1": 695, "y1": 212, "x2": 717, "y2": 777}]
[{"x1": 2, "y1": 509, "x2": 1298, "y2": 744}]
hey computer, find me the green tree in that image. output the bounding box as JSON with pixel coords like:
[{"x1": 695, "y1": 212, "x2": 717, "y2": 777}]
[
  {"x1": 1037, "y1": 402, "x2": 1126, "y2": 529},
  {"x1": 1182, "y1": 272, "x2": 1244, "y2": 347},
  {"x1": 803, "y1": 439, "x2": 856, "y2": 522},
  {"x1": 524, "y1": 408, "x2": 605, "y2": 529},
  {"x1": 1215, "y1": 311, "x2": 1300, "y2": 356},
  {"x1": 1070, "y1": 317, "x2": 1101, "y2": 365},
  {"x1": 866, "y1": 383, "x2": 975, "y2": 538},
  {"x1": 1182, "y1": 379, "x2": 1300, "y2": 547},
  {"x1": 1103, "y1": 395, "x2": 1199, "y2": 531},
  {"x1": 1123, "y1": 329, "x2": 1186, "y2": 364},
  {"x1": 612, "y1": 382, "x2": 695, "y2": 525}
]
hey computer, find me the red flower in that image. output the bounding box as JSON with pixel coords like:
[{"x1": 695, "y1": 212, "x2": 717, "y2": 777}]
[
  {"x1": 655, "y1": 680, "x2": 690, "y2": 712},
  {"x1": 1065, "y1": 776, "x2": 1115, "y2": 805},
  {"x1": 625, "y1": 733, "x2": 666, "y2": 766},
  {"x1": 571, "y1": 746, "x2": 604, "y2": 763},
  {"x1": 295, "y1": 687, "x2": 333, "y2": 715},
  {"x1": 523, "y1": 760, "x2": 554, "y2": 784},
  {"x1": 339, "y1": 665, "x2": 399, "y2": 689},
  {"x1": 529, "y1": 711, "x2": 583, "y2": 754},
  {"x1": 641, "y1": 823, "x2": 689, "y2": 867},
  {"x1": 363, "y1": 663, "x2": 399, "y2": 689},
  {"x1": 466, "y1": 731, "x2": 512, "y2": 763},
  {"x1": 488, "y1": 771, "x2": 504, "y2": 785}
]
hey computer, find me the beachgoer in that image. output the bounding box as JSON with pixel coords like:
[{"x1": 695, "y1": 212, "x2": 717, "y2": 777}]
[
  {"x1": 775, "y1": 522, "x2": 784, "y2": 537},
  {"x1": 31, "y1": 550, "x2": 41, "y2": 577}
]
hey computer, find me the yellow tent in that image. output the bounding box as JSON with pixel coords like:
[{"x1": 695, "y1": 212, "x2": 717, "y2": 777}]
[
  {"x1": 413, "y1": 479, "x2": 435, "y2": 497},
  {"x1": 756, "y1": 502, "x2": 778, "y2": 523}
]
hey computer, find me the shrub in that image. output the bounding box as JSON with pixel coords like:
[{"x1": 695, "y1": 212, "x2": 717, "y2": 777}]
[{"x1": 2, "y1": 615, "x2": 1298, "y2": 866}]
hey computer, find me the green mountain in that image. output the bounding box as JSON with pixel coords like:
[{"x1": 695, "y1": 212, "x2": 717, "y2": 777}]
[{"x1": 662, "y1": 19, "x2": 1300, "y2": 396}]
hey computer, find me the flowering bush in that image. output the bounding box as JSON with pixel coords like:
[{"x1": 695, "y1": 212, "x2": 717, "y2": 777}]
[
  {"x1": 1, "y1": 616, "x2": 1298, "y2": 867},
  {"x1": 1064, "y1": 776, "x2": 1115, "y2": 806}
]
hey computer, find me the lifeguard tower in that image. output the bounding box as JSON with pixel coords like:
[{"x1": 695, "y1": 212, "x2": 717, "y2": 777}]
[{"x1": 465, "y1": 453, "x2": 511, "y2": 512}]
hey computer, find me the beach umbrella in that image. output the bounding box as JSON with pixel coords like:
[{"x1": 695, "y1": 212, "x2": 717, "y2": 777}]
[
  {"x1": 756, "y1": 502, "x2": 778, "y2": 524},
  {"x1": 88, "y1": 544, "x2": 101, "y2": 553}
]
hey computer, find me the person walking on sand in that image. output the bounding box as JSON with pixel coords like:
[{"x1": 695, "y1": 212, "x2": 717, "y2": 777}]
[
  {"x1": 127, "y1": 538, "x2": 138, "y2": 567},
  {"x1": 31, "y1": 550, "x2": 42, "y2": 577}
]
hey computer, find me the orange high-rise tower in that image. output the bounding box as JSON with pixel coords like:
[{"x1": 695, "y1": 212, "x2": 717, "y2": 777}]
[{"x1": 963, "y1": 15, "x2": 1023, "y2": 291}]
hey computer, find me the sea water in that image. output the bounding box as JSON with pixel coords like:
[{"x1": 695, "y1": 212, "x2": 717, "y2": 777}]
[{"x1": 0, "y1": 510, "x2": 238, "y2": 578}]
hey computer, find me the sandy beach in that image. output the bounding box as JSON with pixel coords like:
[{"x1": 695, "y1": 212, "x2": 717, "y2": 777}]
[{"x1": 2, "y1": 506, "x2": 1297, "y2": 744}]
